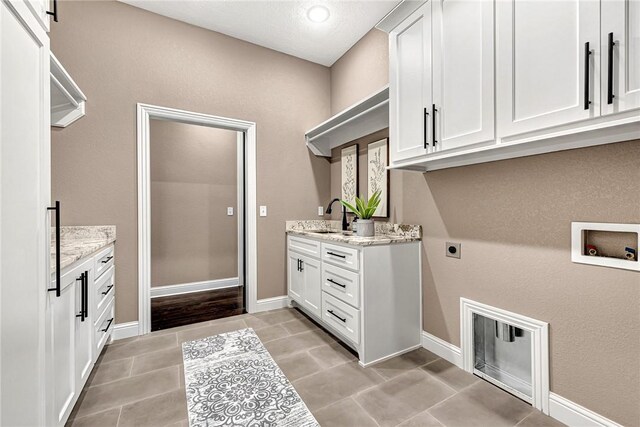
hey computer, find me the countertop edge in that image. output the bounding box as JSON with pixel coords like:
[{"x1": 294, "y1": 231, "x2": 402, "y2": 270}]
[{"x1": 286, "y1": 230, "x2": 421, "y2": 247}]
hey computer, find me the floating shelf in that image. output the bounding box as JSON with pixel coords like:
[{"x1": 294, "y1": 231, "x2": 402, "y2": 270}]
[
  {"x1": 50, "y1": 53, "x2": 87, "y2": 128},
  {"x1": 305, "y1": 85, "x2": 389, "y2": 157},
  {"x1": 571, "y1": 222, "x2": 640, "y2": 271}
]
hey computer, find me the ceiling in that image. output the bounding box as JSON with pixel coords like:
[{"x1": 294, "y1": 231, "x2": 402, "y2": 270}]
[{"x1": 119, "y1": 0, "x2": 400, "y2": 66}]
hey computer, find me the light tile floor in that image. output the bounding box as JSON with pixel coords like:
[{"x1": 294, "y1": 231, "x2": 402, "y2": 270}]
[{"x1": 67, "y1": 308, "x2": 564, "y2": 427}]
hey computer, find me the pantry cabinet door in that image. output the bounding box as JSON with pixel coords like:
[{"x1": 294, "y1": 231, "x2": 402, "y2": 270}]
[
  {"x1": 389, "y1": 1, "x2": 432, "y2": 164},
  {"x1": 288, "y1": 251, "x2": 304, "y2": 304},
  {"x1": 432, "y1": 0, "x2": 494, "y2": 152},
  {"x1": 601, "y1": 0, "x2": 640, "y2": 115},
  {"x1": 496, "y1": 0, "x2": 600, "y2": 138}
]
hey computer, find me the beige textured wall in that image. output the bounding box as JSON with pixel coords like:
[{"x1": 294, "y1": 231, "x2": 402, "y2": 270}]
[
  {"x1": 330, "y1": 28, "x2": 389, "y2": 115},
  {"x1": 150, "y1": 120, "x2": 238, "y2": 287},
  {"x1": 329, "y1": 29, "x2": 640, "y2": 426},
  {"x1": 50, "y1": 1, "x2": 331, "y2": 322}
]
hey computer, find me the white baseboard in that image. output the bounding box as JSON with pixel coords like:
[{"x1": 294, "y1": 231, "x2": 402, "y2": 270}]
[
  {"x1": 421, "y1": 330, "x2": 463, "y2": 368},
  {"x1": 150, "y1": 277, "x2": 239, "y2": 298},
  {"x1": 549, "y1": 393, "x2": 622, "y2": 427},
  {"x1": 421, "y1": 330, "x2": 621, "y2": 427},
  {"x1": 253, "y1": 296, "x2": 289, "y2": 313},
  {"x1": 113, "y1": 321, "x2": 139, "y2": 340}
]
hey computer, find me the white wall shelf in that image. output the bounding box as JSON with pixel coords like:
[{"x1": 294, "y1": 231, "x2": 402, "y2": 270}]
[
  {"x1": 571, "y1": 222, "x2": 640, "y2": 271},
  {"x1": 305, "y1": 86, "x2": 389, "y2": 157},
  {"x1": 50, "y1": 52, "x2": 87, "y2": 128}
]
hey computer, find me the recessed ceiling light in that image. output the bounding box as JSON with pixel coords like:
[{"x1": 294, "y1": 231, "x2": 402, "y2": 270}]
[{"x1": 307, "y1": 5, "x2": 330, "y2": 23}]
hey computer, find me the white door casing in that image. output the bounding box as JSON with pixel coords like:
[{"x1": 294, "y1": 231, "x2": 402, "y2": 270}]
[{"x1": 137, "y1": 103, "x2": 257, "y2": 335}]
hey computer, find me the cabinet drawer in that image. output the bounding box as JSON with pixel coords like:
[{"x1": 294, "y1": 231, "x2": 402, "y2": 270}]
[
  {"x1": 322, "y1": 263, "x2": 360, "y2": 309},
  {"x1": 94, "y1": 245, "x2": 114, "y2": 279},
  {"x1": 321, "y1": 242, "x2": 359, "y2": 271},
  {"x1": 322, "y1": 292, "x2": 360, "y2": 345},
  {"x1": 288, "y1": 236, "x2": 321, "y2": 258},
  {"x1": 94, "y1": 299, "x2": 114, "y2": 357},
  {"x1": 95, "y1": 266, "x2": 115, "y2": 317}
]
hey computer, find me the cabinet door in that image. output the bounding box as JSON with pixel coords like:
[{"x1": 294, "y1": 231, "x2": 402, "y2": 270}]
[
  {"x1": 24, "y1": 0, "x2": 50, "y2": 32},
  {"x1": 432, "y1": 0, "x2": 494, "y2": 151},
  {"x1": 389, "y1": 1, "x2": 432, "y2": 163},
  {"x1": 300, "y1": 255, "x2": 321, "y2": 318},
  {"x1": 1, "y1": 1, "x2": 50, "y2": 426},
  {"x1": 47, "y1": 268, "x2": 79, "y2": 427},
  {"x1": 287, "y1": 252, "x2": 304, "y2": 303},
  {"x1": 601, "y1": 0, "x2": 640, "y2": 114},
  {"x1": 496, "y1": 0, "x2": 600, "y2": 138},
  {"x1": 74, "y1": 267, "x2": 93, "y2": 392}
]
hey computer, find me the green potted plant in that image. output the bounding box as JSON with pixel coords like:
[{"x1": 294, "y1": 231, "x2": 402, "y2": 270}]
[{"x1": 340, "y1": 190, "x2": 381, "y2": 237}]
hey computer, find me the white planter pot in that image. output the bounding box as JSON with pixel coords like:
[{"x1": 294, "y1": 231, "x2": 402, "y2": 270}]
[{"x1": 357, "y1": 219, "x2": 375, "y2": 237}]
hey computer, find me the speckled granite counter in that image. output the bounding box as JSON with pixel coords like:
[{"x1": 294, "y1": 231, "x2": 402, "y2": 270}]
[
  {"x1": 286, "y1": 220, "x2": 421, "y2": 246},
  {"x1": 52, "y1": 226, "x2": 116, "y2": 272}
]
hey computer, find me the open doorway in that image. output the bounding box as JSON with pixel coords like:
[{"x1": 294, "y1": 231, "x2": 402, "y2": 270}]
[
  {"x1": 137, "y1": 104, "x2": 257, "y2": 335},
  {"x1": 148, "y1": 120, "x2": 243, "y2": 331}
]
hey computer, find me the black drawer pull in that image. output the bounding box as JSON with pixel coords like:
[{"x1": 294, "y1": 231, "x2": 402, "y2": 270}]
[
  {"x1": 102, "y1": 318, "x2": 114, "y2": 332},
  {"x1": 101, "y1": 255, "x2": 114, "y2": 264},
  {"x1": 423, "y1": 107, "x2": 429, "y2": 149},
  {"x1": 326, "y1": 251, "x2": 346, "y2": 259},
  {"x1": 48, "y1": 201, "x2": 61, "y2": 297},
  {"x1": 432, "y1": 104, "x2": 438, "y2": 146},
  {"x1": 327, "y1": 278, "x2": 346, "y2": 288},
  {"x1": 101, "y1": 284, "x2": 114, "y2": 295},
  {"x1": 327, "y1": 310, "x2": 346, "y2": 323},
  {"x1": 584, "y1": 41, "x2": 591, "y2": 110},
  {"x1": 46, "y1": 0, "x2": 58, "y2": 22}
]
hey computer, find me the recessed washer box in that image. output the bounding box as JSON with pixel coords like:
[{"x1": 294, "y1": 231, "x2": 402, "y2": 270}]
[{"x1": 571, "y1": 222, "x2": 640, "y2": 271}]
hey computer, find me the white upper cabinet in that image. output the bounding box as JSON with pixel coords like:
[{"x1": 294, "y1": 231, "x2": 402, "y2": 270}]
[
  {"x1": 601, "y1": 0, "x2": 640, "y2": 115},
  {"x1": 496, "y1": 0, "x2": 600, "y2": 138},
  {"x1": 389, "y1": 1, "x2": 432, "y2": 163},
  {"x1": 432, "y1": 0, "x2": 494, "y2": 151}
]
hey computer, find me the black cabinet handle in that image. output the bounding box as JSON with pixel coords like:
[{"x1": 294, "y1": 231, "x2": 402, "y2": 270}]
[
  {"x1": 423, "y1": 107, "x2": 429, "y2": 149},
  {"x1": 48, "y1": 201, "x2": 61, "y2": 297},
  {"x1": 83, "y1": 270, "x2": 88, "y2": 318},
  {"x1": 584, "y1": 42, "x2": 591, "y2": 110},
  {"x1": 102, "y1": 318, "x2": 114, "y2": 332},
  {"x1": 327, "y1": 310, "x2": 346, "y2": 323},
  {"x1": 299, "y1": 260, "x2": 304, "y2": 272},
  {"x1": 76, "y1": 272, "x2": 86, "y2": 322},
  {"x1": 46, "y1": 0, "x2": 58, "y2": 22},
  {"x1": 326, "y1": 251, "x2": 346, "y2": 259},
  {"x1": 101, "y1": 256, "x2": 114, "y2": 264},
  {"x1": 102, "y1": 284, "x2": 114, "y2": 296},
  {"x1": 432, "y1": 104, "x2": 438, "y2": 146},
  {"x1": 327, "y1": 278, "x2": 346, "y2": 288},
  {"x1": 608, "y1": 32, "x2": 615, "y2": 104}
]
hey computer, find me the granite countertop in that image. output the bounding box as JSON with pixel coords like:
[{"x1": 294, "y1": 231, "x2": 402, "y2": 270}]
[
  {"x1": 286, "y1": 220, "x2": 421, "y2": 246},
  {"x1": 52, "y1": 226, "x2": 116, "y2": 272}
]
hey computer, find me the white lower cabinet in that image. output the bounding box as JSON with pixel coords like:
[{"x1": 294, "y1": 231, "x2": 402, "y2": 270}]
[
  {"x1": 47, "y1": 244, "x2": 115, "y2": 427},
  {"x1": 287, "y1": 235, "x2": 421, "y2": 366}
]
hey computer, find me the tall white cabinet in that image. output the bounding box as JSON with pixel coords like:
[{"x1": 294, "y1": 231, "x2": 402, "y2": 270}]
[
  {"x1": 496, "y1": 0, "x2": 600, "y2": 137},
  {"x1": 0, "y1": 1, "x2": 50, "y2": 426}
]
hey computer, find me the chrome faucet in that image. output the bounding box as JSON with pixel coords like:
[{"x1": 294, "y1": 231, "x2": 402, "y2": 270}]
[{"x1": 326, "y1": 198, "x2": 348, "y2": 231}]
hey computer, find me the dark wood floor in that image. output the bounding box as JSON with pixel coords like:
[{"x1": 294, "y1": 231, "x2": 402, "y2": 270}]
[{"x1": 151, "y1": 286, "x2": 245, "y2": 331}]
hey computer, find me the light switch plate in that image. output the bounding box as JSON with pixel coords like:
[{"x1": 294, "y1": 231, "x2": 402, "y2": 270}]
[
  {"x1": 227, "y1": 207, "x2": 234, "y2": 216},
  {"x1": 446, "y1": 242, "x2": 461, "y2": 259},
  {"x1": 259, "y1": 206, "x2": 267, "y2": 217},
  {"x1": 318, "y1": 206, "x2": 324, "y2": 216}
]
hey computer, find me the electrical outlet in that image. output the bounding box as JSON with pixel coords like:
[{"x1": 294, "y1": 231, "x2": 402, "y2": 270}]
[
  {"x1": 259, "y1": 206, "x2": 267, "y2": 217},
  {"x1": 446, "y1": 242, "x2": 461, "y2": 259},
  {"x1": 227, "y1": 207, "x2": 234, "y2": 216},
  {"x1": 318, "y1": 206, "x2": 324, "y2": 216}
]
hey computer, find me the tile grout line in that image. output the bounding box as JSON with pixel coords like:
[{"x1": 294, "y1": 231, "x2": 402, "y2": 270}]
[
  {"x1": 78, "y1": 386, "x2": 184, "y2": 421},
  {"x1": 115, "y1": 406, "x2": 123, "y2": 427},
  {"x1": 351, "y1": 395, "x2": 382, "y2": 427},
  {"x1": 514, "y1": 411, "x2": 535, "y2": 426}
]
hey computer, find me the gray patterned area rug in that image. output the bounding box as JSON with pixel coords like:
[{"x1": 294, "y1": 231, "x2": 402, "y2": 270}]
[{"x1": 182, "y1": 328, "x2": 319, "y2": 427}]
